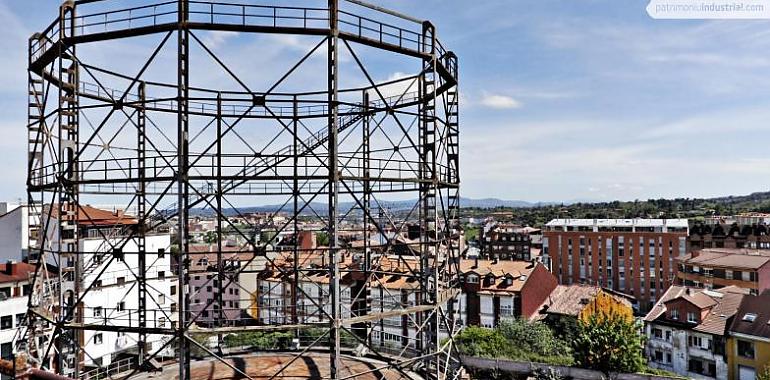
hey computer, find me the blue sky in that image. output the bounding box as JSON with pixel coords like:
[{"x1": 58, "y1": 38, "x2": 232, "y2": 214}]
[{"x1": 2, "y1": 0, "x2": 770, "y2": 203}]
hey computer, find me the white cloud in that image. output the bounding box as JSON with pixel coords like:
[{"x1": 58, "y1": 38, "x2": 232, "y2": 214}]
[
  {"x1": 479, "y1": 93, "x2": 521, "y2": 109},
  {"x1": 201, "y1": 31, "x2": 238, "y2": 50}
]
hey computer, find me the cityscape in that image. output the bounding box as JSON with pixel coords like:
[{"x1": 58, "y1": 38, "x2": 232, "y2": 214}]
[{"x1": 0, "y1": 1, "x2": 769, "y2": 380}]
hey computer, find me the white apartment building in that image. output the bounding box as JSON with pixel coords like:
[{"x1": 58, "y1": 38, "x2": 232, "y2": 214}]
[
  {"x1": 0, "y1": 261, "x2": 41, "y2": 380},
  {"x1": 0, "y1": 203, "x2": 28, "y2": 262},
  {"x1": 43, "y1": 205, "x2": 178, "y2": 369},
  {"x1": 644, "y1": 285, "x2": 747, "y2": 380},
  {"x1": 79, "y1": 234, "x2": 177, "y2": 368}
]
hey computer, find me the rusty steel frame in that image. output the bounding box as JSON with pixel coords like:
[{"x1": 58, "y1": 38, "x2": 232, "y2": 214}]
[{"x1": 22, "y1": 0, "x2": 461, "y2": 379}]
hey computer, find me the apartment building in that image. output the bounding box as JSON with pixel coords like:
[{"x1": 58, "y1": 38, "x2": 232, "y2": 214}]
[
  {"x1": 46, "y1": 205, "x2": 177, "y2": 368},
  {"x1": 459, "y1": 259, "x2": 556, "y2": 327},
  {"x1": 0, "y1": 203, "x2": 28, "y2": 262},
  {"x1": 676, "y1": 249, "x2": 770, "y2": 295},
  {"x1": 690, "y1": 223, "x2": 770, "y2": 251},
  {"x1": 479, "y1": 224, "x2": 539, "y2": 261},
  {"x1": 0, "y1": 262, "x2": 44, "y2": 380},
  {"x1": 543, "y1": 219, "x2": 688, "y2": 312},
  {"x1": 644, "y1": 285, "x2": 748, "y2": 380},
  {"x1": 727, "y1": 291, "x2": 770, "y2": 380}
]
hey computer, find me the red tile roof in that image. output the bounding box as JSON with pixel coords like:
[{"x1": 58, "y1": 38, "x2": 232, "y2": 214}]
[
  {"x1": 645, "y1": 285, "x2": 749, "y2": 336},
  {"x1": 680, "y1": 248, "x2": 770, "y2": 270},
  {"x1": 0, "y1": 262, "x2": 38, "y2": 284},
  {"x1": 539, "y1": 284, "x2": 633, "y2": 317}
]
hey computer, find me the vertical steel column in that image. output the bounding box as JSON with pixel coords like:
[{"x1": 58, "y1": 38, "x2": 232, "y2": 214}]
[
  {"x1": 216, "y1": 93, "x2": 224, "y2": 345},
  {"x1": 136, "y1": 81, "x2": 148, "y2": 365},
  {"x1": 292, "y1": 95, "x2": 299, "y2": 328},
  {"x1": 327, "y1": 0, "x2": 342, "y2": 377},
  {"x1": 57, "y1": 2, "x2": 81, "y2": 376},
  {"x1": 176, "y1": 1, "x2": 191, "y2": 379},
  {"x1": 357, "y1": 90, "x2": 371, "y2": 342},
  {"x1": 419, "y1": 20, "x2": 439, "y2": 376}
]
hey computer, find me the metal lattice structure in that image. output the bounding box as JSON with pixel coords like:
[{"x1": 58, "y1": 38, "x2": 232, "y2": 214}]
[{"x1": 23, "y1": 0, "x2": 460, "y2": 379}]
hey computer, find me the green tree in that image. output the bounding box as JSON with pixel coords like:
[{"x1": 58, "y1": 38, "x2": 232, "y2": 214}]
[
  {"x1": 572, "y1": 314, "x2": 645, "y2": 374},
  {"x1": 316, "y1": 232, "x2": 330, "y2": 246},
  {"x1": 203, "y1": 231, "x2": 217, "y2": 244},
  {"x1": 757, "y1": 364, "x2": 770, "y2": 380}
]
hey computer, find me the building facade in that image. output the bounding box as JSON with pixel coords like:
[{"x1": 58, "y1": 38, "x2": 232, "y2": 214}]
[
  {"x1": 727, "y1": 291, "x2": 770, "y2": 380},
  {"x1": 644, "y1": 285, "x2": 748, "y2": 380},
  {"x1": 676, "y1": 248, "x2": 770, "y2": 295},
  {"x1": 690, "y1": 223, "x2": 770, "y2": 251},
  {"x1": 479, "y1": 224, "x2": 538, "y2": 261},
  {"x1": 459, "y1": 259, "x2": 556, "y2": 327},
  {"x1": 0, "y1": 262, "x2": 43, "y2": 380},
  {"x1": 543, "y1": 219, "x2": 689, "y2": 312},
  {"x1": 0, "y1": 203, "x2": 28, "y2": 262}
]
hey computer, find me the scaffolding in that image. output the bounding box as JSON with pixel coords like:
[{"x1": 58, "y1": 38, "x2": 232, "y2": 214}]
[{"x1": 23, "y1": 0, "x2": 461, "y2": 379}]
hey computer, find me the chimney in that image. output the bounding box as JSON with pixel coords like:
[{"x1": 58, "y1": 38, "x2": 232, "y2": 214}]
[
  {"x1": 492, "y1": 255, "x2": 498, "y2": 264},
  {"x1": 4, "y1": 261, "x2": 15, "y2": 275},
  {"x1": 691, "y1": 250, "x2": 700, "y2": 258},
  {"x1": 473, "y1": 256, "x2": 478, "y2": 269}
]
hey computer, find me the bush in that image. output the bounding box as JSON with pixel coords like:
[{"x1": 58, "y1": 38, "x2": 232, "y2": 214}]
[
  {"x1": 496, "y1": 319, "x2": 571, "y2": 358},
  {"x1": 454, "y1": 319, "x2": 573, "y2": 366},
  {"x1": 223, "y1": 331, "x2": 294, "y2": 350}
]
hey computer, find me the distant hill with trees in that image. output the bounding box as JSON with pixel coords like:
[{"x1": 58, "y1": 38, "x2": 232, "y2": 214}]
[{"x1": 461, "y1": 190, "x2": 770, "y2": 228}]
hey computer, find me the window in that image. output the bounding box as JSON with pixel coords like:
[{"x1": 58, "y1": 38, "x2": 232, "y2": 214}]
[
  {"x1": 158, "y1": 317, "x2": 166, "y2": 327},
  {"x1": 0, "y1": 316, "x2": 11, "y2": 330},
  {"x1": 158, "y1": 294, "x2": 165, "y2": 305},
  {"x1": 116, "y1": 277, "x2": 125, "y2": 286},
  {"x1": 93, "y1": 307, "x2": 102, "y2": 317},
  {"x1": 15, "y1": 313, "x2": 24, "y2": 327},
  {"x1": 158, "y1": 271, "x2": 165, "y2": 280},
  {"x1": 93, "y1": 333, "x2": 103, "y2": 345},
  {"x1": 467, "y1": 275, "x2": 479, "y2": 284},
  {"x1": 687, "y1": 312, "x2": 698, "y2": 323},
  {"x1": 652, "y1": 328, "x2": 663, "y2": 339},
  {"x1": 738, "y1": 340, "x2": 755, "y2": 359},
  {"x1": 171, "y1": 285, "x2": 177, "y2": 296},
  {"x1": 0, "y1": 343, "x2": 10, "y2": 360},
  {"x1": 743, "y1": 313, "x2": 757, "y2": 322},
  {"x1": 158, "y1": 248, "x2": 166, "y2": 258},
  {"x1": 117, "y1": 301, "x2": 125, "y2": 312},
  {"x1": 113, "y1": 248, "x2": 124, "y2": 262},
  {"x1": 670, "y1": 309, "x2": 679, "y2": 320}
]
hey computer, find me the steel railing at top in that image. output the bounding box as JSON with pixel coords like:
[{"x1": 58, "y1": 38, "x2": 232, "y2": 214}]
[{"x1": 30, "y1": 0, "x2": 456, "y2": 79}]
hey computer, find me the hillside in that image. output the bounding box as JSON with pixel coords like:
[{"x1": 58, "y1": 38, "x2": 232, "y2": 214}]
[{"x1": 461, "y1": 190, "x2": 770, "y2": 227}]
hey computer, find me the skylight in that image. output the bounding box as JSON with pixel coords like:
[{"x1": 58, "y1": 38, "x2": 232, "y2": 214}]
[{"x1": 743, "y1": 313, "x2": 758, "y2": 322}]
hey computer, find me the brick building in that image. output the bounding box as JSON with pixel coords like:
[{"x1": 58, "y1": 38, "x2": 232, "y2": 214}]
[
  {"x1": 459, "y1": 259, "x2": 556, "y2": 327},
  {"x1": 479, "y1": 224, "x2": 539, "y2": 261},
  {"x1": 543, "y1": 219, "x2": 688, "y2": 312},
  {"x1": 676, "y1": 248, "x2": 770, "y2": 295}
]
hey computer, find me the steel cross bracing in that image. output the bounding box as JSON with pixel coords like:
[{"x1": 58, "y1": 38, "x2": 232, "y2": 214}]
[{"x1": 22, "y1": 1, "x2": 461, "y2": 379}]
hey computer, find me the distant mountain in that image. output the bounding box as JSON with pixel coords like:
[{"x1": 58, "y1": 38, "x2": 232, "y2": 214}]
[
  {"x1": 188, "y1": 197, "x2": 554, "y2": 216},
  {"x1": 459, "y1": 197, "x2": 556, "y2": 209}
]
